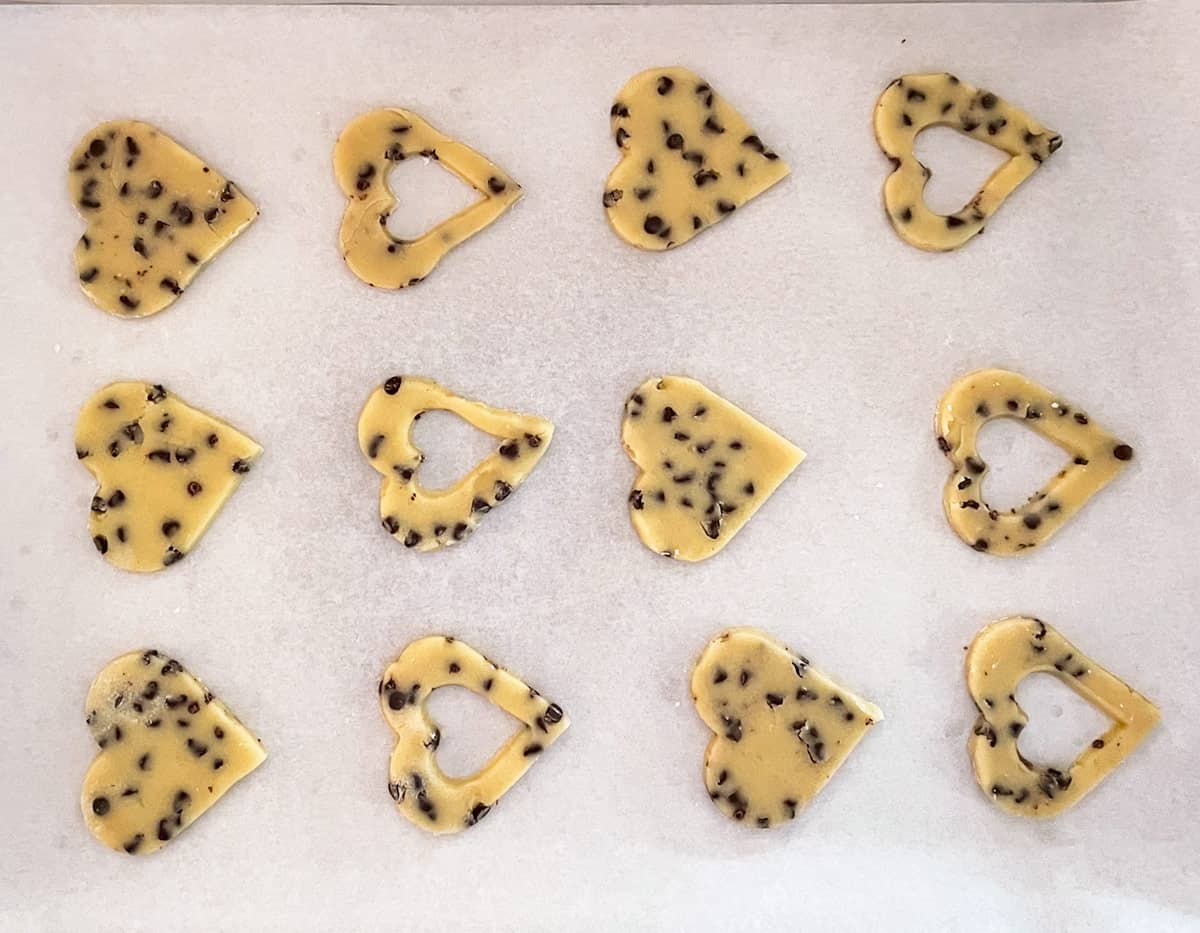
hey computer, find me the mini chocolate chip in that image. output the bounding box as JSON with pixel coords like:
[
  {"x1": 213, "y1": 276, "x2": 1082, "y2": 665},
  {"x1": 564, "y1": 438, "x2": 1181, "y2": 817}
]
[
  {"x1": 666, "y1": 133, "x2": 683, "y2": 150},
  {"x1": 657, "y1": 75, "x2": 674, "y2": 95},
  {"x1": 118, "y1": 295, "x2": 140, "y2": 310},
  {"x1": 498, "y1": 441, "x2": 520, "y2": 459},
  {"x1": 79, "y1": 267, "x2": 99, "y2": 283},
  {"x1": 487, "y1": 176, "x2": 507, "y2": 194},
  {"x1": 1113, "y1": 444, "x2": 1133, "y2": 461},
  {"x1": 1023, "y1": 514, "x2": 1042, "y2": 530},
  {"x1": 231, "y1": 459, "x2": 252, "y2": 474},
  {"x1": 93, "y1": 535, "x2": 108, "y2": 554},
  {"x1": 404, "y1": 530, "x2": 422, "y2": 548},
  {"x1": 523, "y1": 743, "x2": 543, "y2": 757},
  {"x1": 643, "y1": 215, "x2": 665, "y2": 235},
  {"x1": 92, "y1": 796, "x2": 110, "y2": 815}
]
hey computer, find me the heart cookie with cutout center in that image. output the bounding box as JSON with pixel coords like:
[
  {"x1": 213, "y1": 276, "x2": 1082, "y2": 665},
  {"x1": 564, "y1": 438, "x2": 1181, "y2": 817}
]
[
  {"x1": 379, "y1": 636, "x2": 569, "y2": 834},
  {"x1": 874, "y1": 73, "x2": 1062, "y2": 251},
  {"x1": 334, "y1": 108, "x2": 522, "y2": 288},
  {"x1": 604, "y1": 66, "x2": 789, "y2": 250},
  {"x1": 358, "y1": 376, "x2": 553, "y2": 551},
  {"x1": 966, "y1": 616, "x2": 1159, "y2": 818},
  {"x1": 81, "y1": 649, "x2": 266, "y2": 855},
  {"x1": 622, "y1": 376, "x2": 804, "y2": 561},
  {"x1": 70, "y1": 120, "x2": 257, "y2": 317},
  {"x1": 691, "y1": 628, "x2": 882, "y2": 829},
  {"x1": 75, "y1": 381, "x2": 262, "y2": 572},
  {"x1": 936, "y1": 368, "x2": 1134, "y2": 555}
]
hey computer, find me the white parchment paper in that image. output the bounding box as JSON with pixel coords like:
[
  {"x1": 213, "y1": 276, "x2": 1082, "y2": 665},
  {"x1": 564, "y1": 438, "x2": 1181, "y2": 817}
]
[{"x1": 1, "y1": 2, "x2": 1198, "y2": 930}]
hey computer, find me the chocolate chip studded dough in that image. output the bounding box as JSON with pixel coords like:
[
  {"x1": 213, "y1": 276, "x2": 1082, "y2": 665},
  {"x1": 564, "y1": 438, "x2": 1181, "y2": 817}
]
[
  {"x1": 70, "y1": 121, "x2": 257, "y2": 317},
  {"x1": 691, "y1": 628, "x2": 881, "y2": 829},
  {"x1": 936, "y1": 368, "x2": 1134, "y2": 556},
  {"x1": 334, "y1": 108, "x2": 522, "y2": 288},
  {"x1": 966, "y1": 617, "x2": 1159, "y2": 819},
  {"x1": 380, "y1": 636, "x2": 569, "y2": 835},
  {"x1": 75, "y1": 382, "x2": 262, "y2": 572},
  {"x1": 874, "y1": 73, "x2": 1062, "y2": 251},
  {"x1": 358, "y1": 376, "x2": 553, "y2": 551},
  {"x1": 604, "y1": 67, "x2": 789, "y2": 250},
  {"x1": 622, "y1": 377, "x2": 804, "y2": 561},
  {"x1": 81, "y1": 649, "x2": 266, "y2": 855}
]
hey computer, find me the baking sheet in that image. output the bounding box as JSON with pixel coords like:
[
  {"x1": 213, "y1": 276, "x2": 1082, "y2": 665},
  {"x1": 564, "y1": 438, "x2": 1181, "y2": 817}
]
[{"x1": 1, "y1": 2, "x2": 1199, "y2": 930}]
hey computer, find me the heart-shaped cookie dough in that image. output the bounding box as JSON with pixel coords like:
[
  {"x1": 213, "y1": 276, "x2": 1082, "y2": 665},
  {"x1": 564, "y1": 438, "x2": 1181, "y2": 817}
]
[
  {"x1": 70, "y1": 120, "x2": 258, "y2": 317},
  {"x1": 874, "y1": 73, "x2": 1062, "y2": 251},
  {"x1": 604, "y1": 66, "x2": 789, "y2": 250},
  {"x1": 966, "y1": 617, "x2": 1159, "y2": 818},
  {"x1": 379, "y1": 636, "x2": 569, "y2": 835},
  {"x1": 622, "y1": 376, "x2": 804, "y2": 561},
  {"x1": 334, "y1": 108, "x2": 522, "y2": 288},
  {"x1": 81, "y1": 649, "x2": 266, "y2": 855},
  {"x1": 691, "y1": 628, "x2": 882, "y2": 828},
  {"x1": 75, "y1": 381, "x2": 262, "y2": 572},
  {"x1": 936, "y1": 368, "x2": 1134, "y2": 555},
  {"x1": 358, "y1": 375, "x2": 553, "y2": 551}
]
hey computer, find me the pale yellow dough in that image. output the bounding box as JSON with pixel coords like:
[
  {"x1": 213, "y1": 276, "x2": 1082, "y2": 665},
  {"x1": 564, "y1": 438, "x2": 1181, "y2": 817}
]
[
  {"x1": 622, "y1": 376, "x2": 804, "y2": 561},
  {"x1": 70, "y1": 120, "x2": 257, "y2": 317},
  {"x1": 333, "y1": 108, "x2": 522, "y2": 288},
  {"x1": 358, "y1": 376, "x2": 553, "y2": 551},
  {"x1": 691, "y1": 628, "x2": 881, "y2": 828},
  {"x1": 874, "y1": 73, "x2": 1062, "y2": 251},
  {"x1": 81, "y1": 649, "x2": 266, "y2": 855},
  {"x1": 966, "y1": 617, "x2": 1159, "y2": 819},
  {"x1": 379, "y1": 636, "x2": 569, "y2": 835},
  {"x1": 604, "y1": 66, "x2": 789, "y2": 250},
  {"x1": 936, "y1": 368, "x2": 1134, "y2": 556},
  {"x1": 75, "y1": 381, "x2": 262, "y2": 572}
]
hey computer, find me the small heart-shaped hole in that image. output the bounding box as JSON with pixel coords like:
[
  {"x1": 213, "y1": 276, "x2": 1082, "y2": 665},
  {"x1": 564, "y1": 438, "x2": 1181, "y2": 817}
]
[
  {"x1": 976, "y1": 418, "x2": 1065, "y2": 512},
  {"x1": 1015, "y1": 673, "x2": 1112, "y2": 771},
  {"x1": 385, "y1": 158, "x2": 482, "y2": 241},
  {"x1": 425, "y1": 685, "x2": 523, "y2": 778},
  {"x1": 914, "y1": 126, "x2": 1008, "y2": 215},
  {"x1": 409, "y1": 410, "x2": 500, "y2": 491}
]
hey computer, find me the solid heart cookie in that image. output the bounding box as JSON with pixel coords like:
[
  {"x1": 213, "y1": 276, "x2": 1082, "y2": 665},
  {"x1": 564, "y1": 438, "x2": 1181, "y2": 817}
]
[
  {"x1": 358, "y1": 376, "x2": 553, "y2": 551},
  {"x1": 966, "y1": 617, "x2": 1159, "y2": 818},
  {"x1": 70, "y1": 120, "x2": 258, "y2": 317},
  {"x1": 81, "y1": 649, "x2": 266, "y2": 855},
  {"x1": 604, "y1": 66, "x2": 789, "y2": 250},
  {"x1": 691, "y1": 628, "x2": 882, "y2": 829},
  {"x1": 622, "y1": 376, "x2": 804, "y2": 561},
  {"x1": 334, "y1": 108, "x2": 522, "y2": 288},
  {"x1": 874, "y1": 73, "x2": 1062, "y2": 251},
  {"x1": 75, "y1": 381, "x2": 262, "y2": 572},
  {"x1": 379, "y1": 636, "x2": 569, "y2": 835},
  {"x1": 936, "y1": 368, "x2": 1134, "y2": 556}
]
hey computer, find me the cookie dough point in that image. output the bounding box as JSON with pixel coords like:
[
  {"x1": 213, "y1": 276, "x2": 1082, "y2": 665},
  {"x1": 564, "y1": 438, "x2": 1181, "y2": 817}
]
[
  {"x1": 358, "y1": 376, "x2": 553, "y2": 551},
  {"x1": 379, "y1": 636, "x2": 569, "y2": 835},
  {"x1": 70, "y1": 120, "x2": 258, "y2": 317},
  {"x1": 622, "y1": 376, "x2": 804, "y2": 561},
  {"x1": 333, "y1": 108, "x2": 523, "y2": 288},
  {"x1": 874, "y1": 73, "x2": 1062, "y2": 251},
  {"x1": 75, "y1": 381, "x2": 262, "y2": 572},
  {"x1": 691, "y1": 628, "x2": 881, "y2": 828},
  {"x1": 81, "y1": 649, "x2": 266, "y2": 855},
  {"x1": 965, "y1": 617, "x2": 1159, "y2": 819},
  {"x1": 936, "y1": 368, "x2": 1134, "y2": 556},
  {"x1": 604, "y1": 66, "x2": 789, "y2": 251}
]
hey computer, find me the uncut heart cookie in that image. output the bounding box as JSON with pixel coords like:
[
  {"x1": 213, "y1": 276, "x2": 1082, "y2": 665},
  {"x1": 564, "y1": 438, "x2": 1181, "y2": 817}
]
[
  {"x1": 75, "y1": 381, "x2": 262, "y2": 572},
  {"x1": 81, "y1": 649, "x2": 266, "y2": 855},
  {"x1": 691, "y1": 628, "x2": 882, "y2": 828},
  {"x1": 380, "y1": 636, "x2": 569, "y2": 835},
  {"x1": 70, "y1": 120, "x2": 258, "y2": 317},
  {"x1": 622, "y1": 376, "x2": 804, "y2": 561},
  {"x1": 604, "y1": 67, "x2": 789, "y2": 250},
  {"x1": 965, "y1": 617, "x2": 1159, "y2": 818},
  {"x1": 358, "y1": 375, "x2": 553, "y2": 551}
]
